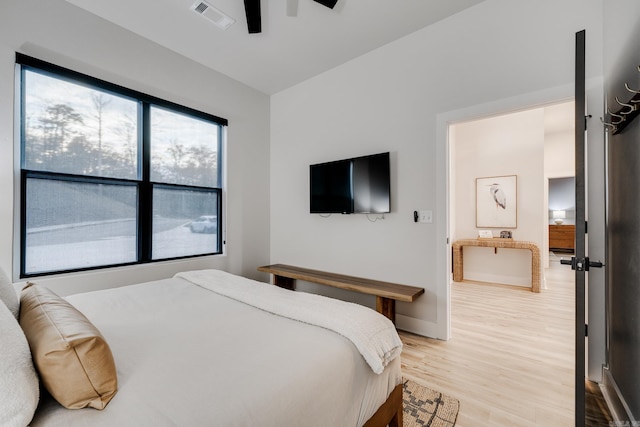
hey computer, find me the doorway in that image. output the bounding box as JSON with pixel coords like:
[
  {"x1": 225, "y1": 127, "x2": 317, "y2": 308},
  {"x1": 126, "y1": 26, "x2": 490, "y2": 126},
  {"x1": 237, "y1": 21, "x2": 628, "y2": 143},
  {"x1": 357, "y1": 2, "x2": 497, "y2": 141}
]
[
  {"x1": 548, "y1": 177, "x2": 576, "y2": 262},
  {"x1": 449, "y1": 100, "x2": 575, "y2": 289},
  {"x1": 445, "y1": 100, "x2": 577, "y2": 422}
]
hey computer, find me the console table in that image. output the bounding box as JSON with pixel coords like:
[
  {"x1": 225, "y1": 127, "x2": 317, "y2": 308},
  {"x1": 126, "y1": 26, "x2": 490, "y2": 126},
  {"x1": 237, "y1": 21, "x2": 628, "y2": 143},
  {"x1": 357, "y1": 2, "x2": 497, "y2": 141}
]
[
  {"x1": 257, "y1": 264, "x2": 424, "y2": 324},
  {"x1": 451, "y1": 239, "x2": 541, "y2": 293}
]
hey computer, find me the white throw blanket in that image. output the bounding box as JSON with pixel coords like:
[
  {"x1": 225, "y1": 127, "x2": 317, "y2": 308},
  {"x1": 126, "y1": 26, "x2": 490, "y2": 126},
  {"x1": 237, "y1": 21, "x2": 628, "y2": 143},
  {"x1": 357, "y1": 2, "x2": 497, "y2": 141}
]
[{"x1": 175, "y1": 269, "x2": 403, "y2": 374}]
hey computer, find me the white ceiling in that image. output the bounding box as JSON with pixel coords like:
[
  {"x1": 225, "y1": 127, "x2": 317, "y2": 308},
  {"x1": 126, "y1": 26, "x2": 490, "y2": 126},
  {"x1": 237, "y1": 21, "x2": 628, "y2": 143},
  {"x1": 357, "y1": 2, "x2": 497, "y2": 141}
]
[{"x1": 64, "y1": 0, "x2": 485, "y2": 94}]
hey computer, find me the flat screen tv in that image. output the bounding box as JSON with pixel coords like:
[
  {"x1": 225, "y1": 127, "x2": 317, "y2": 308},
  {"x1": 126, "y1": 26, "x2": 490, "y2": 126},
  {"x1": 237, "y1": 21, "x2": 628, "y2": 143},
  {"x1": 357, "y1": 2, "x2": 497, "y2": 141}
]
[{"x1": 310, "y1": 152, "x2": 390, "y2": 214}]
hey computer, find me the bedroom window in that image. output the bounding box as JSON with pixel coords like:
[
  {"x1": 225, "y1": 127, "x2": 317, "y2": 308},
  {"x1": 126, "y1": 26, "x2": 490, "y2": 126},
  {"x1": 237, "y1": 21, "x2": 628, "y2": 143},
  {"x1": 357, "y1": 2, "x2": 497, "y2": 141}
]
[{"x1": 17, "y1": 54, "x2": 227, "y2": 277}]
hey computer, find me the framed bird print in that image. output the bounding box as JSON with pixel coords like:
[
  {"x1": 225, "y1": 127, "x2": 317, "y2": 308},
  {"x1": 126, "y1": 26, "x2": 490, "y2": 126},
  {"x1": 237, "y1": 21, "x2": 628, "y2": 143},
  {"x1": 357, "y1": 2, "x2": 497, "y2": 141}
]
[{"x1": 476, "y1": 175, "x2": 517, "y2": 228}]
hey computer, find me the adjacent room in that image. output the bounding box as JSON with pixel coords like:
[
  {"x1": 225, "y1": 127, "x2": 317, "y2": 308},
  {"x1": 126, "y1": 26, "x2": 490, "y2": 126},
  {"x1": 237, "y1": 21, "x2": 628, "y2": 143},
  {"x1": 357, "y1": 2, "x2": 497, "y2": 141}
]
[{"x1": 1, "y1": 0, "x2": 639, "y2": 426}]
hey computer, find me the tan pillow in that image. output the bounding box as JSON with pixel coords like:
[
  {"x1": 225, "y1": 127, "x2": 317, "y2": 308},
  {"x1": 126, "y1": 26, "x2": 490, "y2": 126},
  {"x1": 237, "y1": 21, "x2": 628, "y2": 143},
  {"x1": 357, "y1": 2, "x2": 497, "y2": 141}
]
[{"x1": 19, "y1": 283, "x2": 117, "y2": 410}]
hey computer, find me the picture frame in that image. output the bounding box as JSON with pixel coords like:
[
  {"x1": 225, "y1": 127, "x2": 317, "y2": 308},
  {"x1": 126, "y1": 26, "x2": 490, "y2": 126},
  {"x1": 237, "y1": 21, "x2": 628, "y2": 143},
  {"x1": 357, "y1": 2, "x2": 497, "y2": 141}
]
[
  {"x1": 478, "y1": 229, "x2": 493, "y2": 239},
  {"x1": 476, "y1": 175, "x2": 517, "y2": 228}
]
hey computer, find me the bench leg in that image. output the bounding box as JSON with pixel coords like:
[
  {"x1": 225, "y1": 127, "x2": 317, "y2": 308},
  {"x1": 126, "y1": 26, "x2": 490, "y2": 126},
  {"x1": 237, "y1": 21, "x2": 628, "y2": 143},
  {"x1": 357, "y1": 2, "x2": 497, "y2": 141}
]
[{"x1": 376, "y1": 296, "x2": 395, "y2": 324}]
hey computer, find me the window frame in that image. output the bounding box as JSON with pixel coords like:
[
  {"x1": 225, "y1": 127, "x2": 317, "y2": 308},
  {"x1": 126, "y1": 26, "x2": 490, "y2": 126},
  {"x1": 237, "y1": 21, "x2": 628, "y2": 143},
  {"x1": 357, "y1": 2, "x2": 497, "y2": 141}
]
[{"x1": 16, "y1": 54, "x2": 227, "y2": 278}]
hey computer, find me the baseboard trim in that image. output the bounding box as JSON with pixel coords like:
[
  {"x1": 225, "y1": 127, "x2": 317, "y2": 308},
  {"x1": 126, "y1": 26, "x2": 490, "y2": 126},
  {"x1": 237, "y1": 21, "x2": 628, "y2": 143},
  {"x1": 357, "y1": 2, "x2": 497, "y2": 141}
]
[
  {"x1": 395, "y1": 314, "x2": 440, "y2": 339},
  {"x1": 462, "y1": 272, "x2": 532, "y2": 288},
  {"x1": 602, "y1": 367, "x2": 637, "y2": 423}
]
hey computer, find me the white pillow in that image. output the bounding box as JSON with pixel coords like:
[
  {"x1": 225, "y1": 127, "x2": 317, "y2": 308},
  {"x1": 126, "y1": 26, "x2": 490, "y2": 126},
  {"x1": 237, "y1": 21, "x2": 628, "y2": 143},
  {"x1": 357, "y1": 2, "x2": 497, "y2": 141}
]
[
  {"x1": 0, "y1": 299, "x2": 39, "y2": 427},
  {"x1": 0, "y1": 268, "x2": 19, "y2": 319}
]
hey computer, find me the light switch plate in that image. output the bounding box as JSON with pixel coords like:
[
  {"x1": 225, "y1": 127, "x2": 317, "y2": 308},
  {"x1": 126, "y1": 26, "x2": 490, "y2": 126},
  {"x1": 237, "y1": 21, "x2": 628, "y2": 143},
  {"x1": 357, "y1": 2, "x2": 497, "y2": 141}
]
[{"x1": 419, "y1": 210, "x2": 432, "y2": 223}]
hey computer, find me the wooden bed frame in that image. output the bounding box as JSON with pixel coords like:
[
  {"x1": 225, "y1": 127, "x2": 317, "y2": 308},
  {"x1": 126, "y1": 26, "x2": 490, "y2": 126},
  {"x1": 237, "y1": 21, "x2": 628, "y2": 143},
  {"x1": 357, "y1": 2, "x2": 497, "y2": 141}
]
[{"x1": 363, "y1": 383, "x2": 403, "y2": 427}]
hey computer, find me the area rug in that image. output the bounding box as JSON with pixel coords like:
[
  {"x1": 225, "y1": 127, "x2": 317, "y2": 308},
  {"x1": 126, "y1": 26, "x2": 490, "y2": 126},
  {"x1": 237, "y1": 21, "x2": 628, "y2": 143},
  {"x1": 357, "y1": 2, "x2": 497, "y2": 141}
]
[{"x1": 403, "y1": 379, "x2": 459, "y2": 427}]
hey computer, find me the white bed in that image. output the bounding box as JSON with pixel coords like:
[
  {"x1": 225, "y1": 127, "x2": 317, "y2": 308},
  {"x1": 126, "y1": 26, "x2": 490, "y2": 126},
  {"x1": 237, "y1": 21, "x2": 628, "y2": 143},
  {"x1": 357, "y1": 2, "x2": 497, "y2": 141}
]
[{"x1": 24, "y1": 269, "x2": 403, "y2": 427}]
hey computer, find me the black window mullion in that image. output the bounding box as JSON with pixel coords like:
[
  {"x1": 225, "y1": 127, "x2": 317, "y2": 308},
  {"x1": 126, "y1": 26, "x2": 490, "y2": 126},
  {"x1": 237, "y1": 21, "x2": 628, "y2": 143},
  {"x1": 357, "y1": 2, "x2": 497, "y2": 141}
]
[
  {"x1": 18, "y1": 66, "x2": 26, "y2": 170},
  {"x1": 18, "y1": 67, "x2": 27, "y2": 277},
  {"x1": 216, "y1": 126, "x2": 223, "y2": 249},
  {"x1": 139, "y1": 102, "x2": 152, "y2": 262},
  {"x1": 217, "y1": 126, "x2": 223, "y2": 188},
  {"x1": 20, "y1": 170, "x2": 28, "y2": 277},
  {"x1": 214, "y1": 188, "x2": 222, "y2": 254}
]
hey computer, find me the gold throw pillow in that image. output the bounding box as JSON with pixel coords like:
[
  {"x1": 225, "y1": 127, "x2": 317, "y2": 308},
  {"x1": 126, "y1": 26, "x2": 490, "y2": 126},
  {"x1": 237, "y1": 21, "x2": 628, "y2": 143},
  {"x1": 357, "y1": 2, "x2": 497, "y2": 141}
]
[{"x1": 19, "y1": 283, "x2": 117, "y2": 410}]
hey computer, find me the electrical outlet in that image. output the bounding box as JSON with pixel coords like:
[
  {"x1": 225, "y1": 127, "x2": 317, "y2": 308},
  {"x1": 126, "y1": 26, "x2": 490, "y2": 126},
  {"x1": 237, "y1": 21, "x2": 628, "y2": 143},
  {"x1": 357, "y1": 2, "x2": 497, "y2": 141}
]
[{"x1": 419, "y1": 210, "x2": 432, "y2": 223}]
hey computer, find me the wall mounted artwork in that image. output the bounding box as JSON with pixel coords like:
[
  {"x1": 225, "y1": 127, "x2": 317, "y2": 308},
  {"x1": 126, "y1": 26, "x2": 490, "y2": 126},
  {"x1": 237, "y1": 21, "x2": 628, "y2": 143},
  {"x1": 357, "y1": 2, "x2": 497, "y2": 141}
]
[{"x1": 476, "y1": 175, "x2": 517, "y2": 228}]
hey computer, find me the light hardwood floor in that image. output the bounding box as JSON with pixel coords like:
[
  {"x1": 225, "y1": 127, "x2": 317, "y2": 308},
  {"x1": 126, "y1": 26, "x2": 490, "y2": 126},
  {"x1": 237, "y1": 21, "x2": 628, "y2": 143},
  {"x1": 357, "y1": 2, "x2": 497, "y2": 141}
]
[{"x1": 400, "y1": 259, "x2": 575, "y2": 426}]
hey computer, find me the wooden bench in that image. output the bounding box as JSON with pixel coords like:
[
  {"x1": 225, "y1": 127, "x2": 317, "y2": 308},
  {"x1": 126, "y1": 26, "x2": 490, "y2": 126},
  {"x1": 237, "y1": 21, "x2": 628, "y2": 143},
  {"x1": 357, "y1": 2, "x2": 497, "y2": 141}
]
[{"x1": 257, "y1": 264, "x2": 424, "y2": 324}]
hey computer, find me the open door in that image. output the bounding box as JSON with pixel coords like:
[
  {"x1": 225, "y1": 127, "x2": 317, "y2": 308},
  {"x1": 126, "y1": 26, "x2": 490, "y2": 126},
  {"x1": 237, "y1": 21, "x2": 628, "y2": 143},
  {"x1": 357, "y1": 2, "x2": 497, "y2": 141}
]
[
  {"x1": 564, "y1": 29, "x2": 605, "y2": 427},
  {"x1": 573, "y1": 29, "x2": 587, "y2": 427}
]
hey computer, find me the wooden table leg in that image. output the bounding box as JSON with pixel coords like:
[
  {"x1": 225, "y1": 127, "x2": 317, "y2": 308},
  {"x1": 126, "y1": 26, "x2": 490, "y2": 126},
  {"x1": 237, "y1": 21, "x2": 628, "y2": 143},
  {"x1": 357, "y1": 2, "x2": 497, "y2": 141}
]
[
  {"x1": 376, "y1": 296, "x2": 395, "y2": 324},
  {"x1": 273, "y1": 275, "x2": 295, "y2": 291}
]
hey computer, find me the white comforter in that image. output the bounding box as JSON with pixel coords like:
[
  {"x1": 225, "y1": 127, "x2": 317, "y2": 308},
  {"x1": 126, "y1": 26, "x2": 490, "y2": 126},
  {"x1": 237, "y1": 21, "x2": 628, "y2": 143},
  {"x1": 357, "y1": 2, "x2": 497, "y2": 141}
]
[
  {"x1": 30, "y1": 271, "x2": 402, "y2": 427},
  {"x1": 176, "y1": 269, "x2": 402, "y2": 374}
]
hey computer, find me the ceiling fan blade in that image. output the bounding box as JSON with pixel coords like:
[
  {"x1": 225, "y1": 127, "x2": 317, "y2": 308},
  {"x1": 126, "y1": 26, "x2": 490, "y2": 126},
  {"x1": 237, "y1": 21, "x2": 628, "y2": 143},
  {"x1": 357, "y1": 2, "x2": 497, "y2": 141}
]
[
  {"x1": 313, "y1": 0, "x2": 338, "y2": 9},
  {"x1": 244, "y1": 0, "x2": 261, "y2": 33},
  {"x1": 286, "y1": 0, "x2": 298, "y2": 17}
]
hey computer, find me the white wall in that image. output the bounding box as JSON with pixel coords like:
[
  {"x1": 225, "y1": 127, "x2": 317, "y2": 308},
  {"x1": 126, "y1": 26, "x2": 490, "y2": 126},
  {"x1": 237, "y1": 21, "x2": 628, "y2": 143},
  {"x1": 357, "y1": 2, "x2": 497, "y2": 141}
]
[
  {"x1": 270, "y1": 0, "x2": 604, "y2": 338},
  {"x1": 545, "y1": 134, "x2": 575, "y2": 178},
  {"x1": 0, "y1": 0, "x2": 270, "y2": 295},
  {"x1": 451, "y1": 109, "x2": 545, "y2": 288}
]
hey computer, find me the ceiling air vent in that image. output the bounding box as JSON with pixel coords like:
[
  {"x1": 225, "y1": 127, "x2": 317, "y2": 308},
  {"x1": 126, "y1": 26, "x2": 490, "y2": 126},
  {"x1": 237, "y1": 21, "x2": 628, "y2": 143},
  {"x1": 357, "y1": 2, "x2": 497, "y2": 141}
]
[{"x1": 191, "y1": 1, "x2": 235, "y2": 30}]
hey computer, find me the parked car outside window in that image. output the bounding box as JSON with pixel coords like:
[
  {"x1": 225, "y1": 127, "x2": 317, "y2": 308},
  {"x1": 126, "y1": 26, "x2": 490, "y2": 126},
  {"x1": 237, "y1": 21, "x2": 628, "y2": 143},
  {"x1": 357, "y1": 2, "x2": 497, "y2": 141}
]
[{"x1": 190, "y1": 216, "x2": 217, "y2": 234}]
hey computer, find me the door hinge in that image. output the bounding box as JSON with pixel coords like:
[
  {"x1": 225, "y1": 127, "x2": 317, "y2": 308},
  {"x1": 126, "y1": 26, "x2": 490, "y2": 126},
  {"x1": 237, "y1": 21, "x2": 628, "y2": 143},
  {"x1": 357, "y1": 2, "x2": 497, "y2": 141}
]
[
  {"x1": 585, "y1": 221, "x2": 588, "y2": 234},
  {"x1": 585, "y1": 114, "x2": 591, "y2": 131},
  {"x1": 585, "y1": 324, "x2": 588, "y2": 337}
]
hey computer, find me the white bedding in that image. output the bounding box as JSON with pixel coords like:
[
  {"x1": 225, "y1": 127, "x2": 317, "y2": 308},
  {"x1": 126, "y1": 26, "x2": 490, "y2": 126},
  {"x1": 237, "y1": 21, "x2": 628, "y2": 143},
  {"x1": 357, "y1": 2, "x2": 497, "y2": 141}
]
[
  {"x1": 30, "y1": 271, "x2": 402, "y2": 427},
  {"x1": 176, "y1": 269, "x2": 402, "y2": 374}
]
